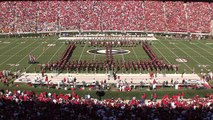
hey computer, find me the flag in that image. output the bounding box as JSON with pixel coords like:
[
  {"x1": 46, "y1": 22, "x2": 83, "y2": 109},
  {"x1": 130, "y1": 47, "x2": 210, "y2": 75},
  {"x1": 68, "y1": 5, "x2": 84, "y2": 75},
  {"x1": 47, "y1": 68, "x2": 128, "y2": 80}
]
[
  {"x1": 32, "y1": 55, "x2": 36, "y2": 62},
  {"x1": 29, "y1": 54, "x2": 36, "y2": 63}
]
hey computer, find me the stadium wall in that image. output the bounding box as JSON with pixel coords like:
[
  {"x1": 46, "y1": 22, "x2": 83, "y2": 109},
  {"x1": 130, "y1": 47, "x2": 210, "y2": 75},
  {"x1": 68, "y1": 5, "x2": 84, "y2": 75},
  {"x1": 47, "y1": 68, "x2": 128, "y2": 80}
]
[{"x1": 0, "y1": 31, "x2": 210, "y2": 40}]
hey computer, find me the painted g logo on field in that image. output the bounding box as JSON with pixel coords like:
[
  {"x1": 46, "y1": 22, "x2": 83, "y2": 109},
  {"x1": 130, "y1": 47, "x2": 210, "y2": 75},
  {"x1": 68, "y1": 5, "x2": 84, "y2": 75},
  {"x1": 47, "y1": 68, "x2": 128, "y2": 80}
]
[{"x1": 87, "y1": 49, "x2": 130, "y2": 55}]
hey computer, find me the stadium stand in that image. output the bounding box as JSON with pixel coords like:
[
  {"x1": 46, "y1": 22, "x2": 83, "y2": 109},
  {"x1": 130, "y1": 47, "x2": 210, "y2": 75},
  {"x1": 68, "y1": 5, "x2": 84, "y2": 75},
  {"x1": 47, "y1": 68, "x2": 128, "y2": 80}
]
[
  {"x1": 122, "y1": 1, "x2": 145, "y2": 31},
  {"x1": 15, "y1": 1, "x2": 37, "y2": 33},
  {"x1": 165, "y1": 1, "x2": 188, "y2": 32},
  {"x1": 59, "y1": 1, "x2": 80, "y2": 31},
  {"x1": 0, "y1": 89, "x2": 212, "y2": 119},
  {"x1": 37, "y1": 1, "x2": 58, "y2": 32},
  {"x1": 101, "y1": 1, "x2": 123, "y2": 30},
  {"x1": 186, "y1": 2, "x2": 212, "y2": 33},
  {"x1": 144, "y1": 1, "x2": 166, "y2": 32},
  {"x1": 0, "y1": 1, "x2": 16, "y2": 33},
  {"x1": 0, "y1": 1, "x2": 213, "y2": 33}
]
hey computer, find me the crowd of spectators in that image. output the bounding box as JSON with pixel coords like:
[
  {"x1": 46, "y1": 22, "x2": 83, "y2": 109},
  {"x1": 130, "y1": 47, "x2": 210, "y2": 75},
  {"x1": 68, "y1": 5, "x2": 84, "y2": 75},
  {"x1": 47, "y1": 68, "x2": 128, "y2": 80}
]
[
  {"x1": 79, "y1": 1, "x2": 102, "y2": 31},
  {"x1": 101, "y1": 1, "x2": 123, "y2": 31},
  {"x1": 186, "y1": 2, "x2": 212, "y2": 33},
  {"x1": 165, "y1": 1, "x2": 188, "y2": 32},
  {"x1": 0, "y1": 89, "x2": 213, "y2": 119},
  {"x1": 0, "y1": 1, "x2": 15, "y2": 33},
  {"x1": 0, "y1": 1, "x2": 212, "y2": 33},
  {"x1": 59, "y1": 1, "x2": 80, "y2": 31},
  {"x1": 122, "y1": 1, "x2": 145, "y2": 31},
  {"x1": 37, "y1": 1, "x2": 58, "y2": 32},
  {"x1": 144, "y1": 1, "x2": 166, "y2": 32},
  {"x1": 15, "y1": 1, "x2": 37, "y2": 33}
]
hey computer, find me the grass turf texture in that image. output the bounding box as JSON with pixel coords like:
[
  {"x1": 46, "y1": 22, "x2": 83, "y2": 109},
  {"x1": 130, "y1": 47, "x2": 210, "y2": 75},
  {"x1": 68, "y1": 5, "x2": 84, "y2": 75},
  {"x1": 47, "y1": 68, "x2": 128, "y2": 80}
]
[
  {"x1": 0, "y1": 37, "x2": 212, "y2": 74},
  {"x1": 0, "y1": 37, "x2": 212, "y2": 99}
]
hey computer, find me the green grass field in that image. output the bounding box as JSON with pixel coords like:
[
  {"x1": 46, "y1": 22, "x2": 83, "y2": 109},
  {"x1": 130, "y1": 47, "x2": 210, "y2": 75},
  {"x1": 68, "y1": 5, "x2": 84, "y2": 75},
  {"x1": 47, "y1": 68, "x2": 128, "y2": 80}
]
[{"x1": 0, "y1": 37, "x2": 212, "y2": 74}]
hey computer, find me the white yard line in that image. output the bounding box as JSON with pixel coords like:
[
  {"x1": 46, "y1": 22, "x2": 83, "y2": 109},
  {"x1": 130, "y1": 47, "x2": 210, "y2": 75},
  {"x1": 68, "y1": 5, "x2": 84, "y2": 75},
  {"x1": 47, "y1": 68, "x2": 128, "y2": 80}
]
[
  {"x1": 120, "y1": 47, "x2": 125, "y2": 62},
  {"x1": 196, "y1": 40, "x2": 213, "y2": 50},
  {"x1": 180, "y1": 42, "x2": 213, "y2": 64},
  {"x1": 26, "y1": 40, "x2": 58, "y2": 70},
  {"x1": 152, "y1": 45, "x2": 171, "y2": 64},
  {"x1": 78, "y1": 43, "x2": 87, "y2": 62},
  {"x1": 172, "y1": 42, "x2": 208, "y2": 71},
  {"x1": 0, "y1": 39, "x2": 28, "y2": 56},
  {"x1": 158, "y1": 40, "x2": 192, "y2": 71},
  {"x1": 47, "y1": 43, "x2": 64, "y2": 63},
  {"x1": 9, "y1": 42, "x2": 44, "y2": 70},
  {"x1": 131, "y1": 47, "x2": 140, "y2": 62},
  {"x1": 0, "y1": 39, "x2": 20, "y2": 50},
  {"x1": 192, "y1": 42, "x2": 213, "y2": 56},
  {"x1": 93, "y1": 46, "x2": 97, "y2": 61},
  {"x1": 0, "y1": 40, "x2": 38, "y2": 66},
  {"x1": 94, "y1": 53, "x2": 96, "y2": 61}
]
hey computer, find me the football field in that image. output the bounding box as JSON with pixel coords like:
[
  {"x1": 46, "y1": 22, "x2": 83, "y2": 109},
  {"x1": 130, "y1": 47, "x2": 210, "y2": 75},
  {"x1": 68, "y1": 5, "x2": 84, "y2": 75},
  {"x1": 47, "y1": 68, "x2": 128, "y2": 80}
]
[{"x1": 0, "y1": 37, "x2": 212, "y2": 74}]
